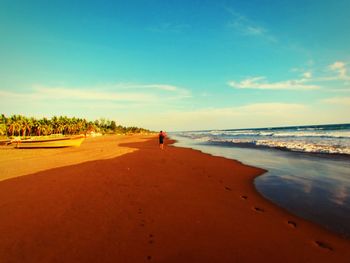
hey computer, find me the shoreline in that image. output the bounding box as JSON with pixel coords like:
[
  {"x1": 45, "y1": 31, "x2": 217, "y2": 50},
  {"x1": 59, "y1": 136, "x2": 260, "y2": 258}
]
[
  {"x1": 1, "y1": 135, "x2": 350, "y2": 262},
  {"x1": 168, "y1": 139, "x2": 350, "y2": 244},
  {"x1": 189, "y1": 140, "x2": 350, "y2": 161},
  {"x1": 171, "y1": 139, "x2": 350, "y2": 239},
  {"x1": 173, "y1": 135, "x2": 350, "y2": 238}
]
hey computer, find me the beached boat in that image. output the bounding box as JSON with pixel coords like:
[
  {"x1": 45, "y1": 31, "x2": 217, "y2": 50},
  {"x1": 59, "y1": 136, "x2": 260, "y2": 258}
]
[
  {"x1": 0, "y1": 139, "x2": 11, "y2": 146},
  {"x1": 13, "y1": 136, "x2": 85, "y2": 148}
]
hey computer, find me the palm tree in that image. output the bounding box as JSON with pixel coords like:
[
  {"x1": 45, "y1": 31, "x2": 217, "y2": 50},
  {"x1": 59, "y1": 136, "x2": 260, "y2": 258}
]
[
  {"x1": 0, "y1": 114, "x2": 151, "y2": 137},
  {"x1": 0, "y1": 114, "x2": 7, "y2": 136},
  {"x1": 51, "y1": 116, "x2": 59, "y2": 134},
  {"x1": 8, "y1": 115, "x2": 22, "y2": 137},
  {"x1": 21, "y1": 117, "x2": 32, "y2": 137}
]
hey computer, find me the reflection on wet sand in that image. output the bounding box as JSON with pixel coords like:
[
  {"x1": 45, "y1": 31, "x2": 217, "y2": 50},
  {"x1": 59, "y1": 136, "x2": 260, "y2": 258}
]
[
  {"x1": 173, "y1": 135, "x2": 350, "y2": 238},
  {"x1": 331, "y1": 184, "x2": 349, "y2": 206}
]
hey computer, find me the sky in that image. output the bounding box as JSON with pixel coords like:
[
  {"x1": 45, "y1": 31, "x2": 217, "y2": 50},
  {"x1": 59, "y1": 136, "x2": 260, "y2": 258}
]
[{"x1": 0, "y1": 0, "x2": 349, "y2": 131}]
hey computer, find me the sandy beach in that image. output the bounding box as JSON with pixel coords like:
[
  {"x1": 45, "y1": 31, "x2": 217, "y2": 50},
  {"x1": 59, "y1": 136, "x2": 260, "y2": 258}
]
[
  {"x1": 0, "y1": 135, "x2": 150, "y2": 182},
  {"x1": 0, "y1": 135, "x2": 350, "y2": 263}
]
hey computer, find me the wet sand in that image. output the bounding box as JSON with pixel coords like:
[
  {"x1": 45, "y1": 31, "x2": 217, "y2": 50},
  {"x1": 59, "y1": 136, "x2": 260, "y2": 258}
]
[{"x1": 0, "y1": 136, "x2": 349, "y2": 262}]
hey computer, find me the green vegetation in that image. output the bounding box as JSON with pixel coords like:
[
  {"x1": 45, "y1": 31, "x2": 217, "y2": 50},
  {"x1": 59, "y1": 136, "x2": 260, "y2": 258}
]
[{"x1": 0, "y1": 114, "x2": 152, "y2": 138}]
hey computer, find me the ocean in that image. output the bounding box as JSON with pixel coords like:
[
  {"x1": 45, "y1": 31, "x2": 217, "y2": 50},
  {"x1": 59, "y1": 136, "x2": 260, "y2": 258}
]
[{"x1": 171, "y1": 123, "x2": 350, "y2": 238}]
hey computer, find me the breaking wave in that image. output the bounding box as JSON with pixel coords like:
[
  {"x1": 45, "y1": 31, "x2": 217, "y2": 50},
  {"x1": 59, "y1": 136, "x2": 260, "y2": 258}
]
[{"x1": 176, "y1": 124, "x2": 350, "y2": 155}]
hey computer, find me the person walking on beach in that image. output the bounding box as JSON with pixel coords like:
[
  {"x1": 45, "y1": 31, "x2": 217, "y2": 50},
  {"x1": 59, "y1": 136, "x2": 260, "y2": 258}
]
[{"x1": 159, "y1": 130, "x2": 166, "y2": 150}]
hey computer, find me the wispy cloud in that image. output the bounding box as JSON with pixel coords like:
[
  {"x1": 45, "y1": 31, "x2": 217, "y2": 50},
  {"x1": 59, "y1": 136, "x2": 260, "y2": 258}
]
[
  {"x1": 0, "y1": 82, "x2": 192, "y2": 107},
  {"x1": 111, "y1": 83, "x2": 191, "y2": 98},
  {"x1": 34, "y1": 86, "x2": 156, "y2": 102},
  {"x1": 0, "y1": 82, "x2": 193, "y2": 127},
  {"x1": 1, "y1": 87, "x2": 155, "y2": 102},
  {"x1": 226, "y1": 7, "x2": 276, "y2": 42},
  {"x1": 228, "y1": 76, "x2": 320, "y2": 90}
]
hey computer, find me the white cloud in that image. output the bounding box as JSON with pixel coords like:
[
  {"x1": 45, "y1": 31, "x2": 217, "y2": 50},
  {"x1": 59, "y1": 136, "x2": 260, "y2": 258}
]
[
  {"x1": 307, "y1": 61, "x2": 350, "y2": 85},
  {"x1": 329, "y1": 61, "x2": 347, "y2": 79},
  {"x1": 228, "y1": 76, "x2": 320, "y2": 90},
  {"x1": 227, "y1": 60, "x2": 350, "y2": 91},
  {"x1": 288, "y1": 60, "x2": 350, "y2": 85},
  {"x1": 302, "y1": 71, "x2": 312, "y2": 79},
  {"x1": 322, "y1": 97, "x2": 350, "y2": 105}
]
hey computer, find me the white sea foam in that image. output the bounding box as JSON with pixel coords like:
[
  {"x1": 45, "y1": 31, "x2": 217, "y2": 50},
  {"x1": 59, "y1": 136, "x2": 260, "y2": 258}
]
[
  {"x1": 255, "y1": 140, "x2": 350, "y2": 155},
  {"x1": 187, "y1": 129, "x2": 350, "y2": 139},
  {"x1": 193, "y1": 136, "x2": 213, "y2": 142},
  {"x1": 206, "y1": 138, "x2": 350, "y2": 155},
  {"x1": 175, "y1": 124, "x2": 350, "y2": 155},
  {"x1": 272, "y1": 131, "x2": 350, "y2": 138}
]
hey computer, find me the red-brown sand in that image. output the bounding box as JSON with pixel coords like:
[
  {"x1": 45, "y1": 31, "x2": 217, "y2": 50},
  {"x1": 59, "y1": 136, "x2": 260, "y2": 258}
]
[{"x1": 0, "y1": 136, "x2": 349, "y2": 263}]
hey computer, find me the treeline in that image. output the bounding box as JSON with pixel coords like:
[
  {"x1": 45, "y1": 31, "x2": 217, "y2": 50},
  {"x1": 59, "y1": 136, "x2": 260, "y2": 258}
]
[{"x1": 0, "y1": 114, "x2": 152, "y2": 137}]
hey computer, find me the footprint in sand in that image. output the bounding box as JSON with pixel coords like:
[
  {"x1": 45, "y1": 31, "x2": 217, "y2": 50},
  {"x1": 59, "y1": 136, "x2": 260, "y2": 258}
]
[
  {"x1": 314, "y1": 241, "x2": 333, "y2": 251},
  {"x1": 139, "y1": 219, "x2": 146, "y2": 227},
  {"x1": 253, "y1": 207, "x2": 265, "y2": 213},
  {"x1": 138, "y1": 209, "x2": 145, "y2": 227},
  {"x1": 240, "y1": 195, "x2": 248, "y2": 200},
  {"x1": 149, "y1": 234, "x2": 154, "y2": 244},
  {"x1": 287, "y1": 220, "x2": 297, "y2": 228}
]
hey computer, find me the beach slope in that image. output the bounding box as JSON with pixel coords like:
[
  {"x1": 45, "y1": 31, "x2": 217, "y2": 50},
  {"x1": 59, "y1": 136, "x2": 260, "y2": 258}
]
[{"x1": 0, "y1": 136, "x2": 349, "y2": 262}]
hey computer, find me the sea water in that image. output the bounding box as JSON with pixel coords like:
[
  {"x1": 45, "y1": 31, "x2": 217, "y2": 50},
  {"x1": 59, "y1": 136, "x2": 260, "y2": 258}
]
[{"x1": 171, "y1": 123, "x2": 350, "y2": 238}]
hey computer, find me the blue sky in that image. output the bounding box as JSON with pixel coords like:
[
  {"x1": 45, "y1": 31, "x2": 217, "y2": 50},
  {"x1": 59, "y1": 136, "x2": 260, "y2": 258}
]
[{"x1": 0, "y1": 0, "x2": 349, "y2": 131}]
